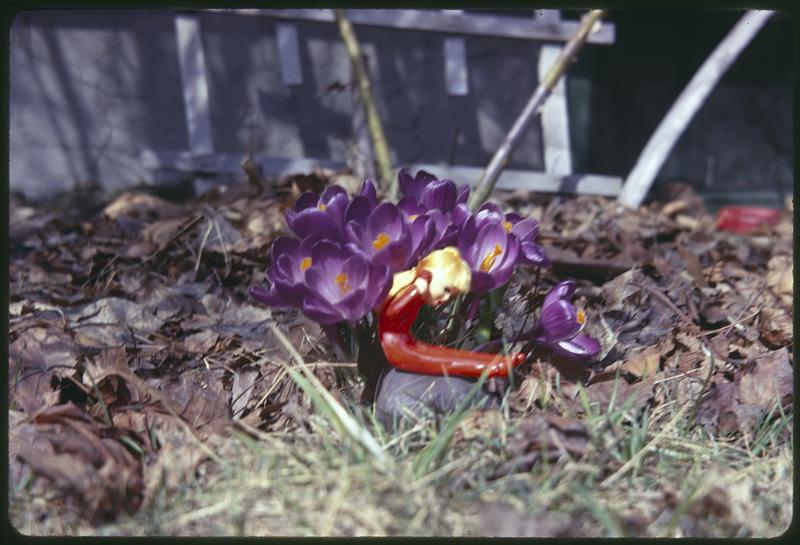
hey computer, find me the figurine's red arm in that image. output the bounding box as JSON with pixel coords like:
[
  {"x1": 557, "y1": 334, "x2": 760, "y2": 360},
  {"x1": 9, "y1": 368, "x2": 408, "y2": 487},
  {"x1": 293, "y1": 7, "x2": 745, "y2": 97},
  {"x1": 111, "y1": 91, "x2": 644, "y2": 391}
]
[{"x1": 378, "y1": 284, "x2": 526, "y2": 378}]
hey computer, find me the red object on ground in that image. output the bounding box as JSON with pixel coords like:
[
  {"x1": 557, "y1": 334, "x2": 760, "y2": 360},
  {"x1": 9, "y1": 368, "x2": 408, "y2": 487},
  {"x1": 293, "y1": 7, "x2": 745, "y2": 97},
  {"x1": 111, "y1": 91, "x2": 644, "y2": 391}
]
[
  {"x1": 378, "y1": 283, "x2": 526, "y2": 378},
  {"x1": 716, "y1": 206, "x2": 780, "y2": 234}
]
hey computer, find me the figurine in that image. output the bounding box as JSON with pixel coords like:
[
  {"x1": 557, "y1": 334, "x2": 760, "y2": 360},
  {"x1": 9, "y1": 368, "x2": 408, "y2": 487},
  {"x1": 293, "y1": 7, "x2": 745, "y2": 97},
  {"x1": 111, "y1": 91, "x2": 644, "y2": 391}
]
[{"x1": 378, "y1": 247, "x2": 527, "y2": 378}]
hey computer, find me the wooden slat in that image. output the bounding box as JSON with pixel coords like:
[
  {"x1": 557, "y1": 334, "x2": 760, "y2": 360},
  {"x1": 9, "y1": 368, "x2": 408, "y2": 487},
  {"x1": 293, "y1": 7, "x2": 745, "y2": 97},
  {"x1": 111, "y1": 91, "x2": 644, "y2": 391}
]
[
  {"x1": 174, "y1": 14, "x2": 214, "y2": 156},
  {"x1": 408, "y1": 163, "x2": 621, "y2": 196},
  {"x1": 140, "y1": 150, "x2": 622, "y2": 196},
  {"x1": 534, "y1": 10, "x2": 562, "y2": 24},
  {"x1": 276, "y1": 23, "x2": 303, "y2": 85},
  {"x1": 538, "y1": 44, "x2": 572, "y2": 175},
  {"x1": 444, "y1": 36, "x2": 469, "y2": 96},
  {"x1": 140, "y1": 150, "x2": 344, "y2": 176},
  {"x1": 206, "y1": 9, "x2": 615, "y2": 44}
]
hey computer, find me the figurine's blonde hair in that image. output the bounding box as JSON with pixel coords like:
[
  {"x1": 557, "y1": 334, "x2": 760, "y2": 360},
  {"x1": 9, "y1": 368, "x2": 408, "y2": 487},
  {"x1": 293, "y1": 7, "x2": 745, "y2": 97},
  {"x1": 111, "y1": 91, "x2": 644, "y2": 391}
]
[{"x1": 388, "y1": 247, "x2": 471, "y2": 298}]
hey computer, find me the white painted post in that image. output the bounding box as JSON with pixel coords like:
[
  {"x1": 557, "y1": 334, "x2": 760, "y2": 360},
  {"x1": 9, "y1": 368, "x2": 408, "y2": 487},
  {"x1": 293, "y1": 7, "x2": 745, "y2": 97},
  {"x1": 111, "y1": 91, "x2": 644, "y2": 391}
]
[
  {"x1": 538, "y1": 44, "x2": 573, "y2": 175},
  {"x1": 276, "y1": 23, "x2": 303, "y2": 85},
  {"x1": 536, "y1": 10, "x2": 572, "y2": 176},
  {"x1": 174, "y1": 14, "x2": 215, "y2": 156},
  {"x1": 442, "y1": 11, "x2": 468, "y2": 96},
  {"x1": 444, "y1": 36, "x2": 469, "y2": 96},
  {"x1": 617, "y1": 10, "x2": 773, "y2": 209}
]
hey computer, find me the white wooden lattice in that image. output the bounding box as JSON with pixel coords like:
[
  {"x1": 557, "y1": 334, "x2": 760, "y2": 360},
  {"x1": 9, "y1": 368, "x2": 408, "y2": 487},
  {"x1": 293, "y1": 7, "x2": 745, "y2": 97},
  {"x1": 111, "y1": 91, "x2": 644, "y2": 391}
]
[{"x1": 151, "y1": 9, "x2": 620, "y2": 195}]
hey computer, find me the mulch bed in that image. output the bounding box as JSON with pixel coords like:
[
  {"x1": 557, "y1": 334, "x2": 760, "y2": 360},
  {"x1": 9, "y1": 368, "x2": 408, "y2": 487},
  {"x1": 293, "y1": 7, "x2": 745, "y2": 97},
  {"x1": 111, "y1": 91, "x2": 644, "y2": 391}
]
[{"x1": 9, "y1": 172, "x2": 792, "y2": 525}]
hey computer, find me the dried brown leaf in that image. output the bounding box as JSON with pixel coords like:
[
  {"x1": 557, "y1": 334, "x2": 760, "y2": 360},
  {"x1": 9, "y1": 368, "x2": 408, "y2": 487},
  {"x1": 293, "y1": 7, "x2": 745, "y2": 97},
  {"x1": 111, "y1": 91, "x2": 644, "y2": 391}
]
[
  {"x1": 620, "y1": 345, "x2": 661, "y2": 379},
  {"x1": 102, "y1": 192, "x2": 185, "y2": 221},
  {"x1": 499, "y1": 412, "x2": 589, "y2": 475},
  {"x1": 737, "y1": 348, "x2": 793, "y2": 412}
]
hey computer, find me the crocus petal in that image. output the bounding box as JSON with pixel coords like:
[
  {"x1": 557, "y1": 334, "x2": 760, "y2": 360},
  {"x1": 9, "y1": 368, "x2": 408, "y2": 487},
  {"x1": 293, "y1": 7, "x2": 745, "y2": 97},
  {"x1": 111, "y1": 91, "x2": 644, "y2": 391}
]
[
  {"x1": 373, "y1": 237, "x2": 412, "y2": 272},
  {"x1": 249, "y1": 285, "x2": 290, "y2": 308},
  {"x1": 520, "y1": 241, "x2": 550, "y2": 267},
  {"x1": 510, "y1": 218, "x2": 539, "y2": 241},
  {"x1": 471, "y1": 223, "x2": 508, "y2": 271},
  {"x1": 487, "y1": 234, "x2": 520, "y2": 288},
  {"x1": 397, "y1": 196, "x2": 426, "y2": 218},
  {"x1": 290, "y1": 208, "x2": 340, "y2": 239},
  {"x1": 367, "y1": 202, "x2": 404, "y2": 239},
  {"x1": 408, "y1": 215, "x2": 435, "y2": 264},
  {"x1": 474, "y1": 202, "x2": 505, "y2": 229},
  {"x1": 272, "y1": 276, "x2": 307, "y2": 306},
  {"x1": 320, "y1": 185, "x2": 347, "y2": 203},
  {"x1": 456, "y1": 184, "x2": 470, "y2": 205},
  {"x1": 304, "y1": 268, "x2": 339, "y2": 304},
  {"x1": 539, "y1": 298, "x2": 581, "y2": 342},
  {"x1": 302, "y1": 296, "x2": 343, "y2": 324},
  {"x1": 468, "y1": 271, "x2": 495, "y2": 294},
  {"x1": 283, "y1": 208, "x2": 299, "y2": 234},
  {"x1": 294, "y1": 191, "x2": 320, "y2": 211},
  {"x1": 543, "y1": 280, "x2": 576, "y2": 309},
  {"x1": 298, "y1": 233, "x2": 323, "y2": 257},
  {"x1": 310, "y1": 241, "x2": 347, "y2": 285},
  {"x1": 336, "y1": 286, "x2": 370, "y2": 322},
  {"x1": 345, "y1": 196, "x2": 374, "y2": 228},
  {"x1": 505, "y1": 212, "x2": 524, "y2": 225},
  {"x1": 398, "y1": 169, "x2": 422, "y2": 201},
  {"x1": 273, "y1": 254, "x2": 299, "y2": 283},
  {"x1": 436, "y1": 222, "x2": 460, "y2": 249},
  {"x1": 552, "y1": 334, "x2": 601, "y2": 360},
  {"x1": 270, "y1": 236, "x2": 300, "y2": 264},
  {"x1": 366, "y1": 265, "x2": 393, "y2": 309},
  {"x1": 342, "y1": 255, "x2": 368, "y2": 287},
  {"x1": 457, "y1": 216, "x2": 480, "y2": 260},
  {"x1": 450, "y1": 203, "x2": 471, "y2": 229},
  {"x1": 358, "y1": 178, "x2": 377, "y2": 204},
  {"x1": 419, "y1": 179, "x2": 457, "y2": 212},
  {"x1": 345, "y1": 222, "x2": 367, "y2": 251}
]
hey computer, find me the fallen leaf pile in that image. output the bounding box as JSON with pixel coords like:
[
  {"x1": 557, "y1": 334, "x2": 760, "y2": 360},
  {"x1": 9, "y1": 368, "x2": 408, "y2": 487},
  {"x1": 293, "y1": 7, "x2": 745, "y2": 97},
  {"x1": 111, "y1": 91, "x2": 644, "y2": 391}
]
[{"x1": 9, "y1": 173, "x2": 793, "y2": 527}]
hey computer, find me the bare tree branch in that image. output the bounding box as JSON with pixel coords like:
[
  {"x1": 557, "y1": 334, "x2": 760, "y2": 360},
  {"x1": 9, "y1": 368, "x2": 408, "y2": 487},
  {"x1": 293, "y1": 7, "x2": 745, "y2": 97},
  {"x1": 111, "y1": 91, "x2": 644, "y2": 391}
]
[
  {"x1": 335, "y1": 9, "x2": 396, "y2": 199},
  {"x1": 469, "y1": 9, "x2": 606, "y2": 210}
]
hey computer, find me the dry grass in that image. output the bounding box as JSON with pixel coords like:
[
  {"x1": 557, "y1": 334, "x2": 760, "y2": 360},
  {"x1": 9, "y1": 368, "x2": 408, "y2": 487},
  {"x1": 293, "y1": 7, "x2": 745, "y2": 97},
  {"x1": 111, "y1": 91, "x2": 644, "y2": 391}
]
[{"x1": 11, "y1": 367, "x2": 791, "y2": 537}]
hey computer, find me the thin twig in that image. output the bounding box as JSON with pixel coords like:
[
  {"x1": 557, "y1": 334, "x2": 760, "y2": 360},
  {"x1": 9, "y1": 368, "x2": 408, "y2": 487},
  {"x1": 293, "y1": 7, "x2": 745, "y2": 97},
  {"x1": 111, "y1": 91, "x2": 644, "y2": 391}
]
[{"x1": 469, "y1": 9, "x2": 606, "y2": 210}]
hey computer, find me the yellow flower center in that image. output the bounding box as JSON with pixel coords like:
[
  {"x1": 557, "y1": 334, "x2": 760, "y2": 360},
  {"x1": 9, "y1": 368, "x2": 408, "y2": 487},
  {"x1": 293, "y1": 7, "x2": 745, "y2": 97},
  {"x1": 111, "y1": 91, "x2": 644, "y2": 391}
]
[
  {"x1": 504, "y1": 221, "x2": 513, "y2": 233},
  {"x1": 335, "y1": 273, "x2": 351, "y2": 294},
  {"x1": 318, "y1": 203, "x2": 327, "y2": 211},
  {"x1": 299, "y1": 257, "x2": 312, "y2": 272},
  {"x1": 479, "y1": 244, "x2": 503, "y2": 272},
  {"x1": 577, "y1": 310, "x2": 586, "y2": 325},
  {"x1": 373, "y1": 232, "x2": 391, "y2": 251},
  {"x1": 408, "y1": 214, "x2": 419, "y2": 221}
]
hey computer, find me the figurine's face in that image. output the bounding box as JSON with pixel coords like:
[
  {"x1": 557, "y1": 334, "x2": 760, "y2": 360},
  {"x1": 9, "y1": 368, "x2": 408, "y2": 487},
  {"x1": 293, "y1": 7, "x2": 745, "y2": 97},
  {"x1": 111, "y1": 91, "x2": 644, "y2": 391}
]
[{"x1": 416, "y1": 274, "x2": 459, "y2": 307}]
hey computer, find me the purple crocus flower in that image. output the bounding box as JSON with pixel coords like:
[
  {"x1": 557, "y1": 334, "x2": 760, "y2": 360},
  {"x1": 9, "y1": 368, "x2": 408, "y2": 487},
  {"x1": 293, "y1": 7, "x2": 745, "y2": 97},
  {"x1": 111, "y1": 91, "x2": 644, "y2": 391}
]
[
  {"x1": 531, "y1": 280, "x2": 601, "y2": 360},
  {"x1": 342, "y1": 178, "x2": 381, "y2": 231},
  {"x1": 397, "y1": 199, "x2": 456, "y2": 255},
  {"x1": 398, "y1": 169, "x2": 437, "y2": 202},
  {"x1": 458, "y1": 218, "x2": 520, "y2": 294},
  {"x1": 470, "y1": 203, "x2": 549, "y2": 267},
  {"x1": 397, "y1": 168, "x2": 469, "y2": 213},
  {"x1": 284, "y1": 185, "x2": 349, "y2": 241},
  {"x1": 301, "y1": 241, "x2": 392, "y2": 324},
  {"x1": 345, "y1": 202, "x2": 420, "y2": 272},
  {"x1": 249, "y1": 234, "x2": 321, "y2": 309},
  {"x1": 504, "y1": 213, "x2": 549, "y2": 267}
]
